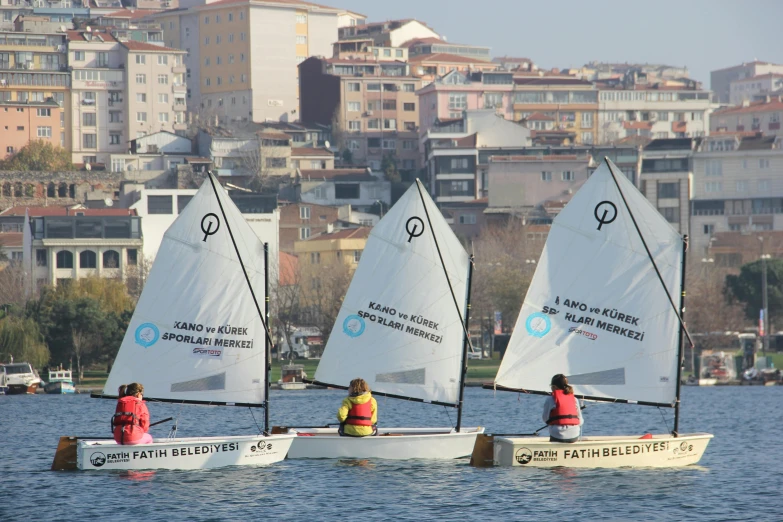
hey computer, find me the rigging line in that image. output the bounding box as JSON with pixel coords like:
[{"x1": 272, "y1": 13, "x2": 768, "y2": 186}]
[
  {"x1": 414, "y1": 180, "x2": 474, "y2": 351},
  {"x1": 657, "y1": 406, "x2": 671, "y2": 434},
  {"x1": 604, "y1": 158, "x2": 694, "y2": 348},
  {"x1": 249, "y1": 407, "x2": 263, "y2": 435}
]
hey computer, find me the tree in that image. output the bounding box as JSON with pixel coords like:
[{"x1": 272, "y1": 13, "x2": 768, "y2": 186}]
[
  {"x1": 725, "y1": 258, "x2": 783, "y2": 328},
  {"x1": 381, "y1": 153, "x2": 401, "y2": 183},
  {"x1": 0, "y1": 263, "x2": 27, "y2": 308},
  {"x1": 0, "y1": 313, "x2": 50, "y2": 367},
  {"x1": 243, "y1": 135, "x2": 289, "y2": 193},
  {"x1": 341, "y1": 148, "x2": 354, "y2": 165},
  {"x1": 0, "y1": 140, "x2": 73, "y2": 171},
  {"x1": 298, "y1": 260, "x2": 353, "y2": 348},
  {"x1": 270, "y1": 257, "x2": 303, "y2": 360}
]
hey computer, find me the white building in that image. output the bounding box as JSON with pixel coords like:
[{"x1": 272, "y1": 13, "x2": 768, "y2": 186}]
[
  {"x1": 125, "y1": 186, "x2": 280, "y2": 275},
  {"x1": 730, "y1": 73, "x2": 783, "y2": 106},
  {"x1": 711, "y1": 61, "x2": 783, "y2": 104},
  {"x1": 690, "y1": 134, "x2": 783, "y2": 256},
  {"x1": 298, "y1": 169, "x2": 391, "y2": 211}
]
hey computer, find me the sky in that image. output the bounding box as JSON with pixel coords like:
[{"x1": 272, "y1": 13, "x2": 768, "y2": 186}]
[{"x1": 333, "y1": 0, "x2": 783, "y2": 87}]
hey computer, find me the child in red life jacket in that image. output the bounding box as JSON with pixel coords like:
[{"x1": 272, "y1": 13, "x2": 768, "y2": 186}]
[
  {"x1": 543, "y1": 374, "x2": 583, "y2": 443},
  {"x1": 337, "y1": 378, "x2": 378, "y2": 437},
  {"x1": 112, "y1": 382, "x2": 153, "y2": 445}
]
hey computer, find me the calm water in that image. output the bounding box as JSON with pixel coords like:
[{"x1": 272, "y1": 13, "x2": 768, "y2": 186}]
[{"x1": 2, "y1": 386, "x2": 781, "y2": 521}]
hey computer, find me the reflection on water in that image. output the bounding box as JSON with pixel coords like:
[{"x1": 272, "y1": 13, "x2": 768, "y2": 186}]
[{"x1": 1, "y1": 386, "x2": 781, "y2": 520}]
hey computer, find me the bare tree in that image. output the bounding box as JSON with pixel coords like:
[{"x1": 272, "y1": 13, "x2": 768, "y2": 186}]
[
  {"x1": 243, "y1": 133, "x2": 291, "y2": 192},
  {"x1": 0, "y1": 264, "x2": 27, "y2": 309},
  {"x1": 124, "y1": 253, "x2": 153, "y2": 301},
  {"x1": 269, "y1": 255, "x2": 303, "y2": 360},
  {"x1": 298, "y1": 260, "x2": 353, "y2": 349}
]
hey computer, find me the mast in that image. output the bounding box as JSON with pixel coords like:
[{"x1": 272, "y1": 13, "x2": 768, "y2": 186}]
[
  {"x1": 673, "y1": 235, "x2": 688, "y2": 437},
  {"x1": 455, "y1": 255, "x2": 474, "y2": 432},
  {"x1": 264, "y1": 242, "x2": 270, "y2": 434}
]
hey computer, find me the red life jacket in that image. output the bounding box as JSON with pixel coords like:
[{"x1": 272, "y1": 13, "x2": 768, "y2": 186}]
[
  {"x1": 547, "y1": 389, "x2": 580, "y2": 426},
  {"x1": 345, "y1": 399, "x2": 373, "y2": 426},
  {"x1": 112, "y1": 396, "x2": 146, "y2": 443}
]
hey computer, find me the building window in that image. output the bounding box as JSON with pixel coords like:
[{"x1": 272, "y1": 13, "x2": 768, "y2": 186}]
[
  {"x1": 759, "y1": 158, "x2": 770, "y2": 169},
  {"x1": 110, "y1": 111, "x2": 122, "y2": 123},
  {"x1": 36, "y1": 249, "x2": 47, "y2": 267},
  {"x1": 159, "y1": 93, "x2": 169, "y2": 103},
  {"x1": 296, "y1": 13, "x2": 307, "y2": 23},
  {"x1": 459, "y1": 214, "x2": 477, "y2": 225},
  {"x1": 658, "y1": 182, "x2": 679, "y2": 198},
  {"x1": 127, "y1": 249, "x2": 138, "y2": 266},
  {"x1": 79, "y1": 250, "x2": 97, "y2": 269},
  {"x1": 310, "y1": 252, "x2": 320, "y2": 264},
  {"x1": 347, "y1": 101, "x2": 360, "y2": 112},
  {"x1": 347, "y1": 82, "x2": 360, "y2": 92},
  {"x1": 403, "y1": 102, "x2": 415, "y2": 111},
  {"x1": 82, "y1": 113, "x2": 96, "y2": 127},
  {"x1": 448, "y1": 93, "x2": 467, "y2": 110},
  {"x1": 157, "y1": 55, "x2": 168, "y2": 65},
  {"x1": 335, "y1": 184, "x2": 360, "y2": 199},
  {"x1": 136, "y1": 55, "x2": 146, "y2": 64},
  {"x1": 348, "y1": 121, "x2": 361, "y2": 131},
  {"x1": 216, "y1": 35, "x2": 222, "y2": 44},
  {"x1": 37, "y1": 126, "x2": 52, "y2": 138},
  {"x1": 705, "y1": 181, "x2": 722, "y2": 193},
  {"x1": 109, "y1": 133, "x2": 121, "y2": 145},
  {"x1": 659, "y1": 207, "x2": 679, "y2": 224},
  {"x1": 382, "y1": 139, "x2": 396, "y2": 150},
  {"x1": 205, "y1": 37, "x2": 210, "y2": 45},
  {"x1": 300, "y1": 206, "x2": 311, "y2": 220},
  {"x1": 581, "y1": 132, "x2": 594, "y2": 144},
  {"x1": 706, "y1": 159, "x2": 722, "y2": 176},
  {"x1": 561, "y1": 171, "x2": 574, "y2": 181},
  {"x1": 82, "y1": 134, "x2": 97, "y2": 149},
  {"x1": 159, "y1": 112, "x2": 169, "y2": 123},
  {"x1": 74, "y1": 51, "x2": 84, "y2": 61},
  {"x1": 56, "y1": 251, "x2": 73, "y2": 269},
  {"x1": 137, "y1": 112, "x2": 147, "y2": 122},
  {"x1": 102, "y1": 250, "x2": 120, "y2": 268},
  {"x1": 37, "y1": 108, "x2": 51, "y2": 117},
  {"x1": 404, "y1": 84, "x2": 415, "y2": 92},
  {"x1": 296, "y1": 35, "x2": 307, "y2": 45},
  {"x1": 265, "y1": 157, "x2": 286, "y2": 168},
  {"x1": 137, "y1": 93, "x2": 147, "y2": 103},
  {"x1": 158, "y1": 74, "x2": 169, "y2": 85},
  {"x1": 484, "y1": 92, "x2": 503, "y2": 108},
  {"x1": 451, "y1": 158, "x2": 468, "y2": 170},
  {"x1": 148, "y1": 195, "x2": 173, "y2": 214},
  {"x1": 383, "y1": 119, "x2": 396, "y2": 130},
  {"x1": 353, "y1": 250, "x2": 361, "y2": 263},
  {"x1": 299, "y1": 227, "x2": 311, "y2": 240},
  {"x1": 367, "y1": 119, "x2": 380, "y2": 130},
  {"x1": 136, "y1": 73, "x2": 146, "y2": 84},
  {"x1": 541, "y1": 171, "x2": 552, "y2": 182}
]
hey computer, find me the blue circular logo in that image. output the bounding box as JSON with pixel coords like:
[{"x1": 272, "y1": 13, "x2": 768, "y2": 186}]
[
  {"x1": 525, "y1": 313, "x2": 551, "y2": 338},
  {"x1": 342, "y1": 315, "x2": 365, "y2": 338},
  {"x1": 135, "y1": 323, "x2": 160, "y2": 348}
]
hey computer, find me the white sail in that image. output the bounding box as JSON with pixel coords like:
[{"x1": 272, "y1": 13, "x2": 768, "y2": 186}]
[
  {"x1": 104, "y1": 175, "x2": 268, "y2": 405},
  {"x1": 314, "y1": 181, "x2": 470, "y2": 405},
  {"x1": 495, "y1": 159, "x2": 684, "y2": 406}
]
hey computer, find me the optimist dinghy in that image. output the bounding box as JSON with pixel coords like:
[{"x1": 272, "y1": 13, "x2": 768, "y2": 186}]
[
  {"x1": 473, "y1": 159, "x2": 713, "y2": 468},
  {"x1": 277, "y1": 181, "x2": 483, "y2": 459},
  {"x1": 52, "y1": 173, "x2": 294, "y2": 471}
]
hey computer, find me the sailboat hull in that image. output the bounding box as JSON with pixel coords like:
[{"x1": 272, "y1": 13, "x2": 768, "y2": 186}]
[
  {"x1": 75, "y1": 434, "x2": 296, "y2": 471},
  {"x1": 491, "y1": 433, "x2": 713, "y2": 468},
  {"x1": 284, "y1": 427, "x2": 484, "y2": 460}
]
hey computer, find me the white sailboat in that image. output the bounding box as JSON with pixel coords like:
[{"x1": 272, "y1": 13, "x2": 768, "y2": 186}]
[
  {"x1": 52, "y1": 174, "x2": 294, "y2": 471},
  {"x1": 279, "y1": 180, "x2": 484, "y2": 459},
  {"x1": 474, "y1": 159, "x2": 713, "y2": 468}
]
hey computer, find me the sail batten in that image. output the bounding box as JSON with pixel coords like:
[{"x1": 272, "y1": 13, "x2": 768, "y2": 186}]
[
  {"x1": 495, "y1": 159, "x2": 683, "y2": 406},
  {"x1": 103, "y1": 175, "x2": 268, "y2": 406},
  {"x1": 313, "y1": 181, "x2": 470, "y2": 405}
]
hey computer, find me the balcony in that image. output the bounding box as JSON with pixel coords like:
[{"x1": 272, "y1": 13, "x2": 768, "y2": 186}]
[
  {"x1": 172, "y1": 102, "x2": 186, "y2": 112},
  {"x1": 173, "y1": 122, "x2": 187, "y2": 131},
  {"x1": 172, "y1": 65, "x2": 186, "y2": 74},
  {"x1": 172, "y1": 83, "x2": 186, "y2": 94},
  {"x1": 108, "y1": 99, "x2": 123, "y2": 107}
]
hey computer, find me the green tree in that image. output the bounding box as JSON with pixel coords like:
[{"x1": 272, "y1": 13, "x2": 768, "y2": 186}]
[
  {"x1": 0, "y1": 140, "x2": 73, "y2": 171},
  {"x1": 381, "y1": 153, "x2": 401, "y2": 183},
  {"x1": 725, "y1": 259, "x2": 783, "y2": 327},
  {"x1": 341, "y1": 148, "x2": 353, "y2": 165},
  {"x1": 0, "y1": 314, "x2": 50, "y2": 367}
]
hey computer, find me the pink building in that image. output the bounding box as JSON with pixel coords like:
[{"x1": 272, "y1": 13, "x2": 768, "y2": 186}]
[{"x1": 417, "y1": 70, "x2": 515, "y2": 132}]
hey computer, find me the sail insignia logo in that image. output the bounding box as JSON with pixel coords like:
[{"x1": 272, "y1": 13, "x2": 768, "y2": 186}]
[
  {"x1": 343, "y1": 315, "x2": 366, "y2": 338},
  {"x1": 135, "y1": 323, "x2": 160, "y2": 348},
  {"x1": 525, "y1": 313, "x2": 551, "y2": 338}
]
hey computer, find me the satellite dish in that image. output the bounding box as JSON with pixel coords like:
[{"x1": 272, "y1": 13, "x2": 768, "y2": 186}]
[
  {"x1": 59, "y1": 25, "x2": 66, "y2": 32},
  {"x1": 324, "y1": 140, "x2": 331, "y2": 149},
  {"x1": 85, "y1": 162, "x2": 91, "y2": 171},
  {"x1": 86, "y1": 26, "x2": 92, "y2": 32},
  {"x1": 104, "y1": 198, "x2": 114, "y2": 207}
]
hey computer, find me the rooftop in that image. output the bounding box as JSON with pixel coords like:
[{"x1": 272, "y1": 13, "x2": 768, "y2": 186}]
[
  {"x1": 644, "y1": 138, "x2": 694, "y2": 151},
  {"x1": 291, "y1": 147, "x2": 333, "y2": 157},
  {"x1": 0, "y1": 232, "x2": 23, "y2": 248},
  {"x1": 298, "y1": 168, "x2": 375, "y2": 182},
  {"x1": 408, "y1": 52, "x2": 493, "y2": 65},
  {"x1": 121, "y1": 40, "x2": 183, "y2": 53},
  {"x1": 0, "y1": 206, "x2": 137, "y2": 217},
  {"x1": 713, "y1": 97, "x2": 783, "y2": 116},
  {"x1": 196, "y1": 0, "x2": 339, "y2": 10},
  {"x1": 308, "y1": 227, "x2": 371, "y2": 241},
  {"x1": 66, "y1": 30, "x2": 118, "y2": 43}
]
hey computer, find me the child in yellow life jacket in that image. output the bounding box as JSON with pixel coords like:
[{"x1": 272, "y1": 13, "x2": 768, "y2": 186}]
[{"x1": 337, "y1": 378, "x2": 378, "y2": 437}]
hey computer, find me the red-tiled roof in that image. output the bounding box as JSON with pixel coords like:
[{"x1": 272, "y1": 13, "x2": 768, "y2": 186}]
[
  {"x1": 491, "y1": 155, "x2": 582, "y2": 162},
  {"x1": 291, "y1": 147, "x2": 332, "y2": 157},
  {"x1": 102, "y1": 9, "x2": 159, "y2": 19},
  {"x1": 279, "y1": 251, "x2": 298, "y2": 286},
  {"x1": 523, "y1": 112, "x2": 555, "y2": 121},
  {"x1": 408, "y1": 53, "x2": 493, "y2": 65},
  {"x1": 672, "y1": 121, "x2": 687, "y2": 132},
  {"x1": 399, "y1": 37, "x2": 444, "y2": 48},
  {"x1": 197, "y1": 0, "x2": 337, "y2": 10},
  {"x1": 122, "y1": 40, "x2": 183, "y2": 52},
  {"x1": 308, "y1": 227, "x2": 371, "y2": 241},
  {"x1": 0, "y1": 206, "x2": 136, "y2": 217},
  {"x1": 0, "y1": 232, "x2": 23, "y2": 248},
  {"x1": 258, "y1": 130, "x2": 291, "y2": 140},
  {"x1": 66, "y1": 30, "x2": 118, "y2": 43},
  {"x1": 713, "y1": 99, "x2": 783, "y2": 116},
  {"x1": 623, "y1": 121, "x2": 653, "y2": 130}
]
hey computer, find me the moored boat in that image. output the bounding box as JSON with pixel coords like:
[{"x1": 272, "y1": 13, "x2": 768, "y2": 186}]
[
  {"x1": 476, "y1": 159, "x2": 713, "y2": 469},
  {"x1": 3, "y1": 362, "x2": 41, "y2": 395},
  {"x1": 44, "y1": 368, "x2": 76, "y2": 394}
]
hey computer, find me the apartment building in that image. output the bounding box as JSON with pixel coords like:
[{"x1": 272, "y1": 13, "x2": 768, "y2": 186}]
[
  {"x1": 153, "y1": 0, "x2": 340, "y2": 124},
  {"x1": 338, "y1": 19, "x2": 438, "y2": 48},
  {"x1": 711, "y1": 61, "x2": 783, "y2": 104},
  {"x1": 0, "y1": 31, "x2": 69, "y2": 156},
  {"x1": 512, "y1": 75, "x2": 598, "y2": 145},
  {"x1": 729, "y1": 73, "x2": 783, "y2": 105},
  {"x1": 279, "y1": 201, "x2": 339, "y2": 252},
  {"x1": 421, "y1": 109, "x2": 532, "y2": 203},
  {"x1": 299, "y1": 56, "x2": 422, "y2": 172},
  {"x1": 68, "y1": 29, "x2": 186, "y2": 165},
  {"x1": 597, "y1": 72, "x2": 712, "y2": 144},
  {"x1": 639, "y1": 138, "x2": 695, "y2": 236},
  {"x1": 711, "y1": 96, "x2": 783, "y2": 138},
  {"x1": 691, "y1": 134, "x2": 783, "y2": 257},
  {"x1": 297, "y1": 169, "x2": 391, "y2": 211},
  {"x1": 417, "y1": 70, "x2": 516, "y2": 132}
]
